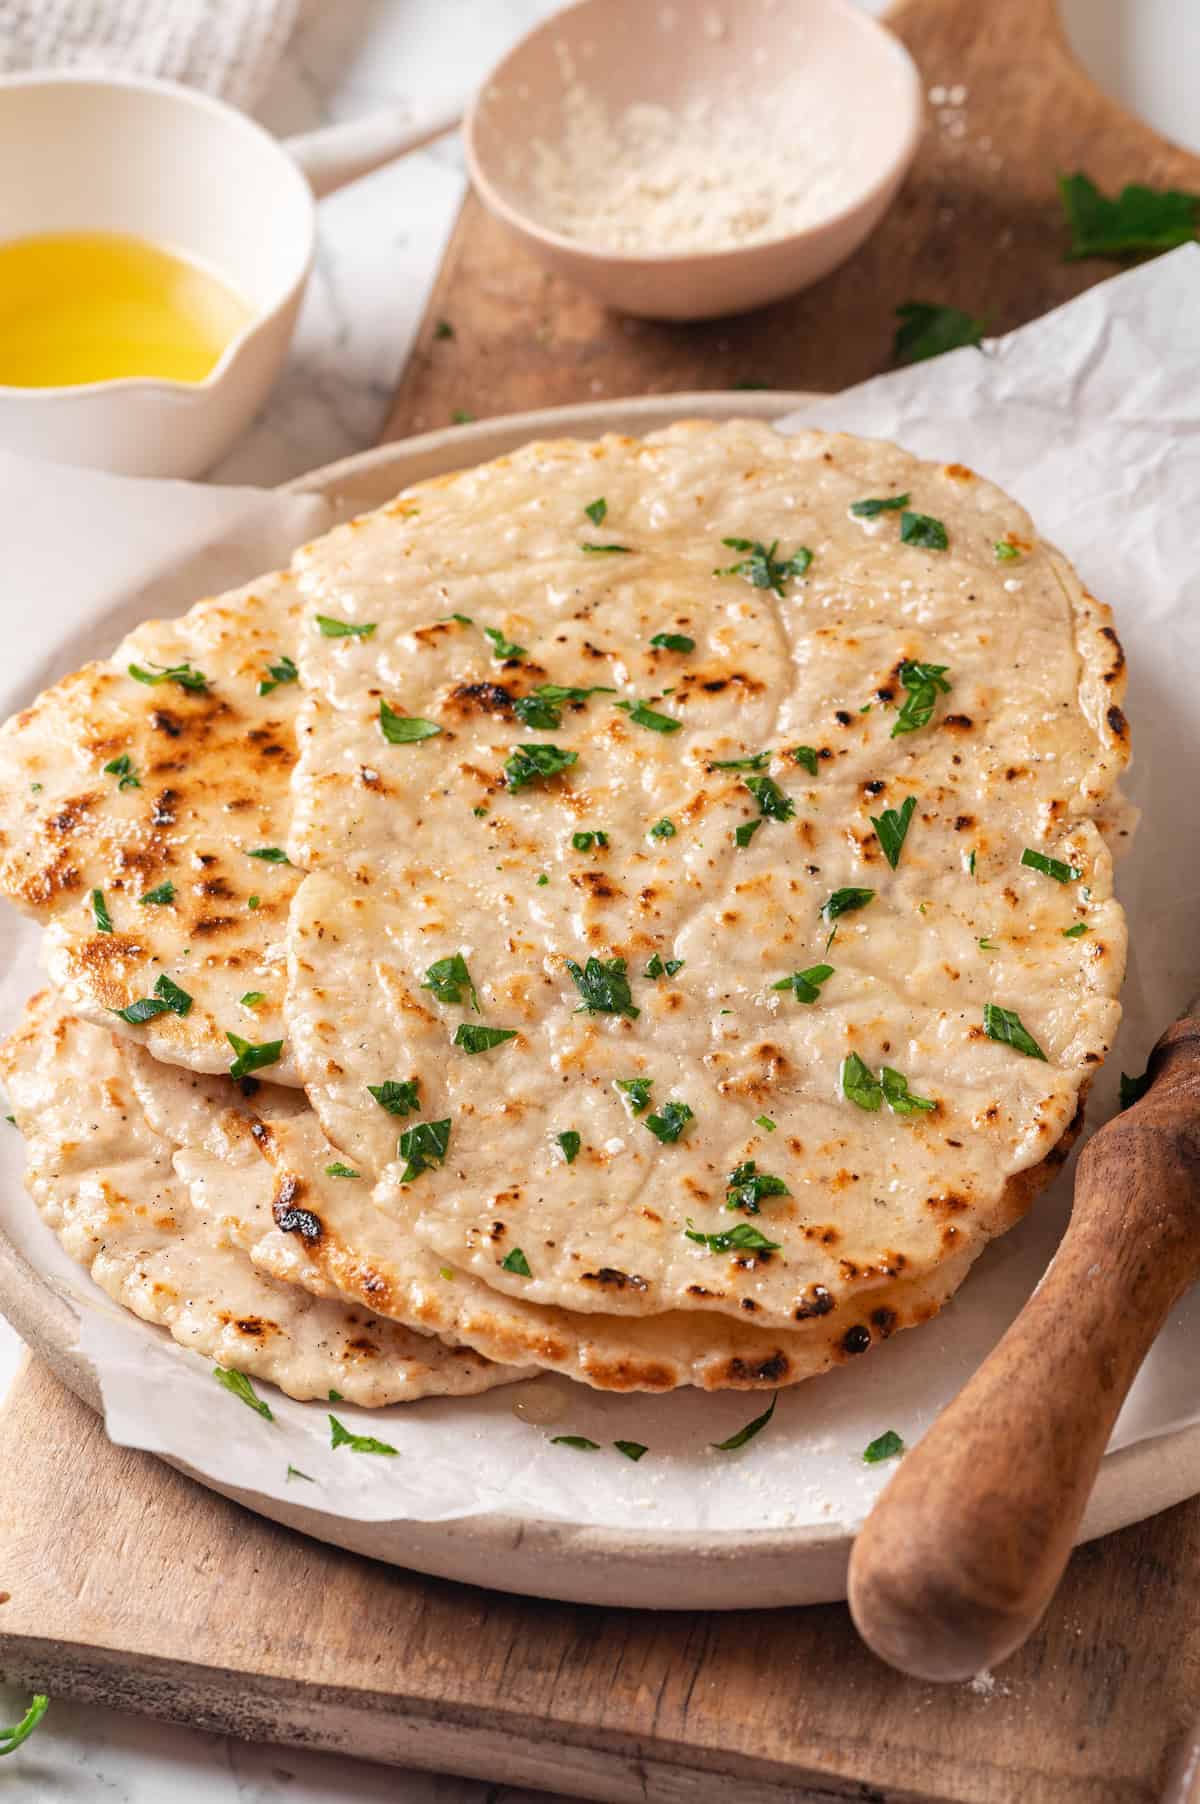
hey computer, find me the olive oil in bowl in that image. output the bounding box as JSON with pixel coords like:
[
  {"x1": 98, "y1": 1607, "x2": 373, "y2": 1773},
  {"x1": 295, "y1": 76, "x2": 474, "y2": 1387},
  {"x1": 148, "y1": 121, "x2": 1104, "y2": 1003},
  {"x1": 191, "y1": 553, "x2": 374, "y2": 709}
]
[{"x1": 0, "y1": 231, "x2": 254, "y2": 388}]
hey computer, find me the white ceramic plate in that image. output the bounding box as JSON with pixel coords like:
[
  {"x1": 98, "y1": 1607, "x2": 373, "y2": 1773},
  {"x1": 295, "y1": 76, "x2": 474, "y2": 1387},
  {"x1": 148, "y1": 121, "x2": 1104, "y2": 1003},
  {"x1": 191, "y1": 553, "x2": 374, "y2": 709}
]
[{"x1": 3, "y1": 392, "x2": 1199, "y2": 1612}]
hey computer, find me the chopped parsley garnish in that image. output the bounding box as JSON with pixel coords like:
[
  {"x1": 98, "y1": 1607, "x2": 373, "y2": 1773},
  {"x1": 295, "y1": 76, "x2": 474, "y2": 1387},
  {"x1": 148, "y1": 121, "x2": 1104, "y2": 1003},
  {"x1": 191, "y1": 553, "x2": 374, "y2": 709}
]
[
  {"x1": 822, "y1": 887, "x2": 874, "y2": 924},
  {"x1": 643, "y1": 954, "x2": 684, "y2": 978},
  {"x1": 1059, "y1": 172, "x2": 1200, "y2": 260},
  {"x1": 1021, "y1": 847, "x2": 1081, "y2": 884},
  {"x1": 650, "y1": 631, "x2": 695, "y2": 652},
  {"x1": 325, "y1": 1163, "x2": 361, "y2": 1179},
  {"x1": 226, "y1": 1033, "x2": 283, "y2": 1079},
  {"x1": 967, "y1": 850, "x2": 977, "y2": 877},
  {"x1": 772, "y1": 963, "x2": 834, "y2": 1003},
  {"x1": 1063, "y1": 922, "x2": 1090, "y2": 938},
  {"x1": 983, "y1": 1003, "x2": 1047, "y2": 1061},
  {"x1": 368, "y1": 1079, "x2": 420, "y2": 1116},
  {"x1": 532, "y1": 681, "x2": 616, "y2": 704},
  {"x1": 893, "y1": 300, "x2": 987, "y2": 364},
  {"x1": 90, "y1": 888, "x2": 113, "y2": 933},
  {"x1": 536, "y1": 874, "x2": 549, "y2": 886},
  {"x1": 513, "y1": 694, "x2": 561, "y2": 729},
  {"x1": 500, "y1": 1246, "x2": 531, "y2": 1276},
  {"x1": 451, "y1": 408, "x2": 474, "y2": 424},
  {"x1": 0, "y1": 1694, "x2": 50, "y2": 1756},
  {"x1": 725, "y1": 1159, "x2": 790, "y2": 1214},
  {"x1": 900, "y1": 511, "x2": 949, "y2": 551},
  {"x1": 841, "y1": 1053, "x2": 882, "y2": 1112},
  {"x1": 712, "y1": 1394, "x2": 777, "y2": 1451},
  {"x1": 139, "y1": 880, "x2": 175, "y2": 905},
  {"x1": 880, "y1": 1067, "x2": 936, "y2": 1114},
  {"x1": 258, "y1": 653, "x2": 298, "y2": 695},
  {"x1": 645, "y1": 1100, "x2": 694, "y2": 1143},
  {"x1": 240, "y1": 991, "x2": 265, "y2": 1005},
  {"x1": 246, "y1": 846, "x2": 290, "y2": 864},
  {"x1": 551, "y1": 1434, "x2": 599, "y2": 1450},
  {"x1": 788, "y1": 745, "x2": 820, "y2": 776},
  {"x1": 379, "y1": 701, "x2": 441, "y2": 744},
  {"x1": 398, "y1": 1117, "x2": 452, "y2": 1182},
  {"x1": 718, "y1": 537, "x2": 813, "y2": 596},
  {"x1": 567, "y1": 955, "x2": 638, "y2": 1018},
  {"x1": 995, "y1": 541, "x2": 1022, "y2": 562},
  {"x1": 580, "y1": 541, "x2": 632, "y2": 554},
  {"x1": 557, "y1": 1130, "x2": 581, "y2": 1164},
  {"x1": 850, "y1": 492, "x2": 910, "y2": 518},
  {"x1": 1120, "y1": 1068, "x2": 1150, "y2": 1111},
  {"x1": 709, "y1": 751, "x2": 771, "y2": 771},
  {"x1": 863, "y1": 1429, "x2": 905, "y2": 1463},
  {"x1": 454, "y1": 1023, "x2": 517, "y2": 1054},
  {"x1": 584, "y1": 497, "x2": 607, "y2": 525},
  {"x1": 213, "y1": 1366, "x2": 273, "y2": 1420},
  {"x1": 615, "y1": 697, "x2": 680, "y2": 733},
  {"x1": 103, "y1": 753, "x2": 140, "y2": 790},
  {"x1": 734, "y1": 819, "x2": 762, "y2": 848},
  {"x1": 892, "y1": 660, "x2": 951, "y2": 737},
  {"x1": 128, "y1": 659, "x2": 209, "y2": 692},
  {"x1": 872, "y1": 795, "x2": 917, "y2": 869},
  {"x1": 978, "y1": 938, "x2": 998, "y2": 952},
  {"x1": 616, "y1": 1077, "x2": 653, "y2": 1115},
  {"x1": 434, "y1": 317, "x2": 454, "y2": 339},
  {"x1": 286, "y1": 1465, "x2": 314, "y2": 1482},
  {"x1": 422, "y1": 952, "x2": 479, "y2": 1011},
  {"x1": 744, "y1": 774, "x2": 794, "y2": 822},
  {"x1": 505, "y1": 742, "x2": 579, "y2": 791},
  {"x1": 315, "y1": 614, "x2": 376, "y2": 639},
  {"x1": 113, "y1": 973, "x2": 193, "y2": 1023},
  {"x1": 685, "y1": 1219, "x2": 781, "y2": 1254},
  {"x1": 329, "y1": 1414, "x2": 397, "y2": 1455},
  {"x1": 482, "y1": 625, "x2": 526, "y2": 660},
  {"x1": 572, "y1": 829, "x2": 609, "y2": 851},
  {"x1": 614, "y1": 1440, "x2": 648, "y2": 1461},
  {"x1": 649, "y1": 818, "x2": 676, "y2": 840},
  {"x1": 247, "y1": 895, "x2": 260, "y2": 910},
  {"x1": 755, "y1": 1114, "x2": 776, "y2": 1132}
]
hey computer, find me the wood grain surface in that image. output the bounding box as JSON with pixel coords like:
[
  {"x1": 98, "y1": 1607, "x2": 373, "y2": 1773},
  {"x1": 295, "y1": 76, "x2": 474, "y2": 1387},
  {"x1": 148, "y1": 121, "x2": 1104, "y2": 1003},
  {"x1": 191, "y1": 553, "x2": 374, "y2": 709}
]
[
  {"x1": 0, "y1": 1358, "x2": 1198, "y2": 1804},
  {"x1": 385, "y1": 0, "x2": 1200, "y2": 439}
]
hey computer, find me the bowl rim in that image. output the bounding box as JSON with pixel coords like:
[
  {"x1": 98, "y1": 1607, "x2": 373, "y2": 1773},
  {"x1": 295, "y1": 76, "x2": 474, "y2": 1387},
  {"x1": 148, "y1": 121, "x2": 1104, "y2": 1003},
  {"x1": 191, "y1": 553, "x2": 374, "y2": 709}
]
[
  {"x1": 0, "y1": 70, "x2": 316, "y2": 402},
  {"x1": 464, "y1": 0, "x2": 924, "y2": 272}
]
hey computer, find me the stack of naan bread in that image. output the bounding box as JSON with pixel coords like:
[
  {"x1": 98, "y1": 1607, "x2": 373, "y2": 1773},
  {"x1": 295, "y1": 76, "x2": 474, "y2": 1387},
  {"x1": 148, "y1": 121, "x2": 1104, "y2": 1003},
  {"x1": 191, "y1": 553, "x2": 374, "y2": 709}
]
[{"x1": 0, "y1": 422, "x2": 1130, "y2": 1409}]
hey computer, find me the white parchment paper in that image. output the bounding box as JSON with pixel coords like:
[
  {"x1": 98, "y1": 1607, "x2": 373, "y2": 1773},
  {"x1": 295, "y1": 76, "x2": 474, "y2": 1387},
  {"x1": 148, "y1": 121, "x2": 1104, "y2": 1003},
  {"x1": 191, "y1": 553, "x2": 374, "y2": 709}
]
[{"x1": 1, "y1": 249, "x2": 1199, "y2": 1535}]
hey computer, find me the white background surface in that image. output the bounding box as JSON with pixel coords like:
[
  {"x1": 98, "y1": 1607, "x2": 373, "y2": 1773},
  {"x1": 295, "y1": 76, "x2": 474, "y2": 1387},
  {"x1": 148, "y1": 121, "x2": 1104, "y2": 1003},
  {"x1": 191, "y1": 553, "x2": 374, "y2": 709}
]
[{"x1": 0, "y1": 0, "x2": 1193, "y2": 1796}]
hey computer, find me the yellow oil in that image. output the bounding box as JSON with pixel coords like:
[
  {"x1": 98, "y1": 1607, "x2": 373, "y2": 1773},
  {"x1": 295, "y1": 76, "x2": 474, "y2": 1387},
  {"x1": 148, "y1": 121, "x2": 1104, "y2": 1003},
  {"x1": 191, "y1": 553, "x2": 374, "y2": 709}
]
[{"x1": 0, "y1": 231, "x2": 254, "y2": 388}]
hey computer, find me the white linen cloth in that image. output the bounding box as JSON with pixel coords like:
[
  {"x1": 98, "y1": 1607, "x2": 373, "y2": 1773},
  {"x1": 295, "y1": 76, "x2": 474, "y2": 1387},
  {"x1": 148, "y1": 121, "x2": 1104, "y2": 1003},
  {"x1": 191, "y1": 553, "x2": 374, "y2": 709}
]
[{"x1": 0, "y1": 0, "x2": 297, "y2": 109}]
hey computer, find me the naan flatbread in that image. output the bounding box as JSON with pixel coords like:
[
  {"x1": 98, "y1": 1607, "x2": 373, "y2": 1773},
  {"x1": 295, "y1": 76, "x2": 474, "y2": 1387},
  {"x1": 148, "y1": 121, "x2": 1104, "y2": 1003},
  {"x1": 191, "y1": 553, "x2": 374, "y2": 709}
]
[
  {"x1": 0, "y1": 574, "x2": 304, "y2": 1082},
  {"x1": 0, "y1": 992, "x2": 524, "y2": 1404},
  {"x1": 286, "y1": 422, "x2": 1127, "y2": 1335}
]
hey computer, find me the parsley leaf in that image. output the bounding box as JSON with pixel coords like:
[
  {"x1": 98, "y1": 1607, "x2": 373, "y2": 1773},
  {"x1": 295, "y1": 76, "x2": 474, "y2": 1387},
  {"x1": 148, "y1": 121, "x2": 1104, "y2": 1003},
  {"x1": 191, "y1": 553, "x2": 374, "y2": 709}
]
[
  {"x1": 128, "y1": 660, "x2": 208, "y2": 692},
  {"x1": 863, "y1": 1429, "x2": 905, "y2": 1463},
  {"x1": 712, "y1": 1394, "x2": 777, "y2": 1450},
  {"x1": 258, "y1": 653, "x2": 298, "y2": 695},
  {"x1": 434, "y1": 317, "x2": 454, "y2": 339},
  {"x1": 772, "y1": 963, "x2": 834, "y2": 1003},
  {"x1": 1063, "y1": 922, "x2": 1090, "y2": 939},
  {"x1": 615, "y1": 698, "x2": 680, "y2": 734},
  {"x1": 551, "y1": 1434, "x2": 599, "y2": 1449},
  {"x1": 422, "y1": 953, "x2": 479, "y2": 1011},
  {"x1": 580, "y1": 541, "x2": 632, "y2": 554},
  {"x1": 213, "y1": 1365, "x2": 273, "y2": 1420},
  {"x1": 649, "y1": 818, "x2": 676, "y2": 840},
  {"x1": 368, "y1": 1079, "x2": 420, "y2": 1116},
  {"x1": 482, "y1": 625, "x2": 526, "y2": 660},
  {"x1": 685, "y1": 1219, "x2": 781, "y2": 1254},
  {"x1": 585, "y1": 497, "x2": 607, "y2": 525},
  {"x1": 103, "y1": 753, "x2": 140, "y2": 790},
  {"x1": 892, "y1": 660, "x2": 951, "y2": 737},
  {"x1": 454, "y1": 1023, "x2": 517, "y2": 1054},
  {"x1": 616, "y1": 1077, "x2": 653, "y2": 1115},
  {"x1": 872, "y1": 795, "x2": 918, "y2": 869},
  {"x1": 113, "y1": 973, "x2": 193, "y2": 1023},
  {"x1": 226, "y1": 1033, "x2": 284, "y2": 1079},
  {"x1": 501, "y1": 1246, "x2": 531, "y2": 1275},
  {"x1": 850, "y1": 492, "x2": 911, "y2": 518},
  {"x1": 614, "y1": 1440, "x2": 648, "y2": 1461},
  {"x1": 788, "y1": 745, "x2": 820, "y2": 776},
  {"x1": 505, "y1": 743, "x2": 579, "y2": 791},
  {"x1": 995, "y1": 541, "x2": 1022, "y2": 562},
  {"x1": 1021, "y1": 847, "x2": 1081, "y2": 883},
  {"x1": 744, "y1": 774, "x2": 795, "y2": 822},
  {"x1": 709, "y1": 751, "x2": 771, "y2": 771},
  {"x1": 286, "y1": 1464, "x2": 314, "y2": 1482},
  {"x1": 1059, "y1": 171, "x2": 1200, "y2": 260},
  {"x1": 398, "y1": 1117, "x2": 452, "y2": 1182},
  {"x1": 572, "y1": 829, "x2": 609, "y2": 851},
  {"x1": 725, "y1": 1159, "x2": 790, "y2": 1214},
  {"x1": 880, "y1": 1067, "x2": 936, "y2": 1114},
  {"x1": 734, "y1": 819, "x2": 762, "y2": 848},
  {"x1": 315, "y1": 614, "x2": 376, "y2": 638},
  {"x1": 513, "y1": 695, "x2": 561, "y2": 729},
  {"x1": 557, "y1": 1129, "x2": 581, "y2": 1163},
  {"x1": 1120, "y1": 1068, "x2": 1150, "y2": 1111},
  {"x1": 567, "y1": 955, "x2": 639, "y2": 1018},
  {"x1": 900, "y1": 511, "x2": 949, "y2": 551},
  {"x1": 822, "y1": 887, "x2": 875, "y2": 924},
  {"x1": 717, "y1": 537, "x2": 813, "y2": 596},
  {"x1": 643, "y1": 954, "x2": 684, "y2": 978},
  {"x1": 754, "y1": 1114, "x2": 776, "y2": 1132},
  {"x1": 645, "y1": 1100, "x2": 694, "y2": 1143},
  {"x1": 139, "y1": 881, "x2": 175, "y2": 906},
  {"x1": 650, "y1": 631, "x2": 695, "y2": 652},
  {"x1": 842, "y1": 1053, "x2": 883, "y2": 1111},
  {"x1": 893, "y1": 300, "x2": 986, "y2": 364},
  {"x1": 246, "y1": 846, "x2": 290, "y2": 864},
  {"x1": 90, "y1": 888, "x2": 113, "y2": 933},
  {"x1": 983, "y1": 1003, "x2": 1047, "y2": 1061},
  {"x1": 325, "y1": 1163, "x2": 361, "y2": 1179},
  {"x1": 329, "y1": 1414, "x2": 397, "y2": 1455},
  {"x1": 534, "y1": 682, "x2": 616, "y2": 704},
  {"x1": 379, "y1": 701, "x2": 441, "y2": 744},
  {"x1": 240, "y1": 991, "x2": 265, "y2": 1005}
]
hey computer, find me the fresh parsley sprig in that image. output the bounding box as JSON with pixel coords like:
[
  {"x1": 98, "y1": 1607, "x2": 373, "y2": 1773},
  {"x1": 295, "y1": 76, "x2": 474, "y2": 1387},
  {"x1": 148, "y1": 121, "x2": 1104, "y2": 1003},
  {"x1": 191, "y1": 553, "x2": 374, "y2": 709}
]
[{"x1": 717, "y1": 537, "x2": 812, "y2": 596}]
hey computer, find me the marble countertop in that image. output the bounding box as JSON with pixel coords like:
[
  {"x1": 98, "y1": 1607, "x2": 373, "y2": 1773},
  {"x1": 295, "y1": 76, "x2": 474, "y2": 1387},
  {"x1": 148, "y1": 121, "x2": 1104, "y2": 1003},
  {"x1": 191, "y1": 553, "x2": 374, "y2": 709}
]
[{"x1": 0, "y1": 0, "x2": 1189, "y2": 1794}]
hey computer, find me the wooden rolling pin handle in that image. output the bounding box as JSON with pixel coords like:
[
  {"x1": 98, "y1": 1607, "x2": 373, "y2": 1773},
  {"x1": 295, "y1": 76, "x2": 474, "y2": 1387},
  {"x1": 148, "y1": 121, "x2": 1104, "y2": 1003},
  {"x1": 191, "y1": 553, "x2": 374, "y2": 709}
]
[{"x1": 848, "y1": 1016, "x2": 1200, "y2": 1682}]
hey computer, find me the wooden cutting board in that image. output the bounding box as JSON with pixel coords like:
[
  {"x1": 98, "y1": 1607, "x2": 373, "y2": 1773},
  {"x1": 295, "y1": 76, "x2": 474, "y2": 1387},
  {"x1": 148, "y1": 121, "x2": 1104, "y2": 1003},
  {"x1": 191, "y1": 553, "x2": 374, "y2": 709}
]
[{"x1": 6, "y1": 2, "x2": 1200, "y2": 1798}]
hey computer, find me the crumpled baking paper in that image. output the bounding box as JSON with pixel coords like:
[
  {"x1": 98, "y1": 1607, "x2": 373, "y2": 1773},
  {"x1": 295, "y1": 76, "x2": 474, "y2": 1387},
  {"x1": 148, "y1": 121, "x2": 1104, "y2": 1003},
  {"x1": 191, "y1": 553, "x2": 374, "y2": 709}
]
[{"x1": 1, "y1": 249, "x2": 1199, "y2": 1538}]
